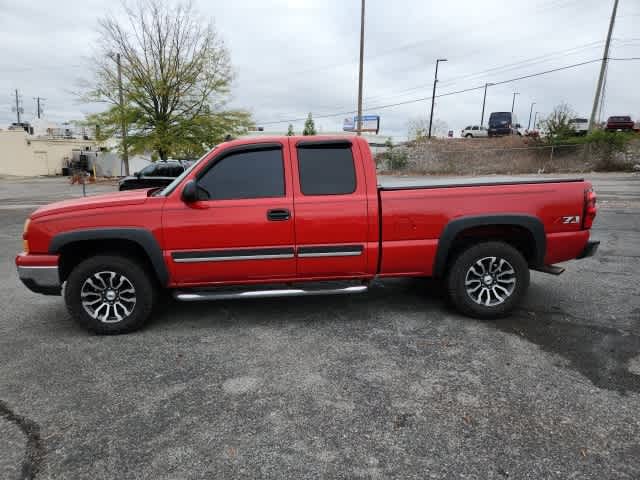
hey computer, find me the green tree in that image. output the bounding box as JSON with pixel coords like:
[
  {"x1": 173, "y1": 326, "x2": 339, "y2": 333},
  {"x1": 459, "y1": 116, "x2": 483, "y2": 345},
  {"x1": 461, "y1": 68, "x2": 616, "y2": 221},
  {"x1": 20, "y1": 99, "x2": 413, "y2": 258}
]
[
  {"x1": 287, "y1": 124, "x2": 295, "y2": 136},
  {"x1": 302, "y1": 113, "x2": 316, "y2": 136},
  {"x1": 82, "y1": 0, "x2": 253, "y2": 162},
  {"x1": 543, "y1": 103, "x2": 575, "y2": 141}
]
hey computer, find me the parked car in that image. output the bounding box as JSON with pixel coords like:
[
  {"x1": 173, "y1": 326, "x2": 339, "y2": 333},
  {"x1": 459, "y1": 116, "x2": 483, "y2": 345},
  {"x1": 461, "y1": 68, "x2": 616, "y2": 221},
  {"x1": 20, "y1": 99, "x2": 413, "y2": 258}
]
[
  {"x1": 488, "y1": 112, "x2": 520, "y2": 136},
  {"x1": 568, "y1": 118, "x2": 589, "y2": 136},
  {"x1": 16, "y1": 136, "x2": 599, "y2": 334},
  {"x1": 605, "y1": 116, "x2": 634, "y2": 132},
  {"x1": 118, "y1": 160, "x2": 194, "y2": 191},
  {"x1": 461, "y1": 125, "x2": 488, "y2": 138}
]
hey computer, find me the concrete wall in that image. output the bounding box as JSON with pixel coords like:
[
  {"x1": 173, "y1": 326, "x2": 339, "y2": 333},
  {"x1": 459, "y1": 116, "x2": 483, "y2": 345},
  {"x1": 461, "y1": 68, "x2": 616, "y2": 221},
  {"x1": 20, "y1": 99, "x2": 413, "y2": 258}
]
[{"x1": 0, "y1": 130, "x2": 96, "y2": 177}]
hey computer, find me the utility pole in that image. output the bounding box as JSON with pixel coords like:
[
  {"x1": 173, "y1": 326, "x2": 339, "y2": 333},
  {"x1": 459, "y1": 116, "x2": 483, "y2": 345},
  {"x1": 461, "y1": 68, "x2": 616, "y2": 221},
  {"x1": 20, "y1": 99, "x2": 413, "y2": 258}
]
[
  {"x1": 13, "y1": 89, "x2": 22, "y2": 123},
  {"x1": 356, "y1": 0, "x2": 365, "y2": 136},
  {"x1": 527, "y1": 102, "x2": 536, "y2": 130},
  {"x1": 588, "y1": 0, "x2": 619, "y2": 131},
  {"x1": 480, "y1": 83, "x2": 494, "y2": 127},
  {"x1": 428, "y1": 58, "x2": 447, "y2": 139},
  {"x1": 116, "y1": 53, "x2": 130, "y2": 175},
  {"x1": 533, "y1": 111, "x2": 540, "y2": 130},
  {"x1": 33, "y1": 97, "x2": 45, "y2": 119},
  {"x1": 511, "y1": 92, "x2": 519, "y2": 114}
]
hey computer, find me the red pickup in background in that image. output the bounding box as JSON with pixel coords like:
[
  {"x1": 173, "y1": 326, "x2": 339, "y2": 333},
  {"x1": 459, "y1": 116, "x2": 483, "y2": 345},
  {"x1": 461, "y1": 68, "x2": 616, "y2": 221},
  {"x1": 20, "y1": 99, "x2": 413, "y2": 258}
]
[
  {"x1": 605, "y1": 116, "x2": 635, "y2": 131},
  {"x1": 17, "y1": 136, "x2": 598, "y2": 334}
]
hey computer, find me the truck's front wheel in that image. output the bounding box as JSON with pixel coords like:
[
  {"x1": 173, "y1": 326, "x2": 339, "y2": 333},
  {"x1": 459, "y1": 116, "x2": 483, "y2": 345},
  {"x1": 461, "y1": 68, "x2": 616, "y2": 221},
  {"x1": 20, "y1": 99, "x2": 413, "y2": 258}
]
[
  {"x1": 446, "y1": 242, "x2": 529, "y2": 319},
  {"x1": 64, "y1": 255, "x2": 156, "y2": 334}
]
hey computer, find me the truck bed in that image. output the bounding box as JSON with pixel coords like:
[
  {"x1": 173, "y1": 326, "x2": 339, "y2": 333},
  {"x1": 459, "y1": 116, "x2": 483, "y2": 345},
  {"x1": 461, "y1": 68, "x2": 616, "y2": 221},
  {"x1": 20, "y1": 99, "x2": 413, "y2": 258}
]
[{"x1": 378, "y1": 176, "x2": 584, "y2": 191}]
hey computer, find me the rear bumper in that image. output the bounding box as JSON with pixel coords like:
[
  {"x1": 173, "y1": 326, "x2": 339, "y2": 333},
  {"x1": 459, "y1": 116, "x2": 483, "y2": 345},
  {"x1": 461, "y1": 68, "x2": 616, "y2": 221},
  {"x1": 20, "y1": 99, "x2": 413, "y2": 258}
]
[
  {"x1": 16, "y1": 253, "x2": 61, "y2": 296},
  {"x1": 577, "y1": 240, "x2": 600, "y2": 259}
]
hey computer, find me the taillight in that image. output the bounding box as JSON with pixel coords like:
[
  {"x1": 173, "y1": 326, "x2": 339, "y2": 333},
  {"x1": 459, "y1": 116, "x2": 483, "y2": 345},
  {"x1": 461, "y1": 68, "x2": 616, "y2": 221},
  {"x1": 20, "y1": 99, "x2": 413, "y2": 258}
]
[
  {"x1": 583, "y1": 188, "x2": 597, "y2": 229},
  {"x1": 22, "y1": 218, "x2": 30, "y2": 253}
]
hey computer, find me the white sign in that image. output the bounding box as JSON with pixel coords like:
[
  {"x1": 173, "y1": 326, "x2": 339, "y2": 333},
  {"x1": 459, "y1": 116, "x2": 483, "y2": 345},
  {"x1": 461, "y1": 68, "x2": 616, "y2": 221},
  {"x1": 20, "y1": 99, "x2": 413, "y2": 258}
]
[{"x1": 343, "y1": 115, "x2": 380, "y2": 133}]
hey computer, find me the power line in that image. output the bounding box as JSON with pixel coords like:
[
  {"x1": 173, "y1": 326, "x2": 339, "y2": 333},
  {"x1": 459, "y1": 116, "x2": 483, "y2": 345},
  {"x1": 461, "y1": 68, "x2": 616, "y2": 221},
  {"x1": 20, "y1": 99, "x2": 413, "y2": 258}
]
[
  {"x1": 362, "y1": 40, "x2": 605, "y2": 105},
  {"x1": 256, "y1": 58, "x2": 604, "y2": 125},
  {"x1": 257, "y1": 55, "x2": 640, "y2": 126},
  {"x1": 272, "y1": 40, "x2": 607, "y2": 120}
]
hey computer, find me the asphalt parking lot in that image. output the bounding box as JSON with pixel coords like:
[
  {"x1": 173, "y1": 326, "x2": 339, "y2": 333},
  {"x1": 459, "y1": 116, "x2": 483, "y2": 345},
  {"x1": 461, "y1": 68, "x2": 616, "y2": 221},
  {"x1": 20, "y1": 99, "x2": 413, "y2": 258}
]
[{"x1": 1, "y1": 173, "x2": 639, "y2": 479}]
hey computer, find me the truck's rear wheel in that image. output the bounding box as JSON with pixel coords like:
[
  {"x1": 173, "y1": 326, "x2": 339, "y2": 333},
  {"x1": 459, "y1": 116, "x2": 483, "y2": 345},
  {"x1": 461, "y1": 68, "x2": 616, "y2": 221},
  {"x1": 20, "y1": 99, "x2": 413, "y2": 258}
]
[
  {"x1": 64, "y1": 255, "x2": 156, "y2": 334},
  {"x1": 446, "y1": 242, "x2": 529, "y2": 319}
]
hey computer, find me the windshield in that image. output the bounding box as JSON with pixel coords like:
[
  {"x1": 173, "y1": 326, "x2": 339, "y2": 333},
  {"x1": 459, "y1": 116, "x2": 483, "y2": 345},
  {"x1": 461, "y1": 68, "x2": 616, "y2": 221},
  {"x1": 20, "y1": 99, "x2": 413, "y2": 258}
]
[
  {"x1": 155, "y1": 147, "x2": 216, "y2": 197},
  {"x1": 489, "y1": 112, "x2": 511, "y2": 125}
]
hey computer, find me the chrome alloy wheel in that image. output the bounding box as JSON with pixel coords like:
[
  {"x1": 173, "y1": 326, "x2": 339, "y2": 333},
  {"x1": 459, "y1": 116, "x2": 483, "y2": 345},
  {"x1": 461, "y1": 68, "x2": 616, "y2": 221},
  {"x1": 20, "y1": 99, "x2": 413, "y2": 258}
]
[
  {"x1": 465, "y1": 256, "x2": 516, "y2": 307},
  {"x1": 80, "y1": 271, "x2": 137, "y2": 323}
]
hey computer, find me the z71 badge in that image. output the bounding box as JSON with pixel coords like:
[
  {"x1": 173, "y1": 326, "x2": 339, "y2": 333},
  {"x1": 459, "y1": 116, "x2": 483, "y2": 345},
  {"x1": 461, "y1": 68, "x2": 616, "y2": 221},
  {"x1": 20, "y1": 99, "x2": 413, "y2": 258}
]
[{"x1": 561, "y1": 216, "x2": 581, "y2": 224}]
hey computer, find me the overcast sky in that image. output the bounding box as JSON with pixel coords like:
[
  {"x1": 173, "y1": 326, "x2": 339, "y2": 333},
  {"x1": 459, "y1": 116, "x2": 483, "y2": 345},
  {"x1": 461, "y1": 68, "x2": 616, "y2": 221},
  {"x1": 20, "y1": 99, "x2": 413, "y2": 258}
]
[{"x1": 0, "y1": 0, "x2": 638, "y2": 139}]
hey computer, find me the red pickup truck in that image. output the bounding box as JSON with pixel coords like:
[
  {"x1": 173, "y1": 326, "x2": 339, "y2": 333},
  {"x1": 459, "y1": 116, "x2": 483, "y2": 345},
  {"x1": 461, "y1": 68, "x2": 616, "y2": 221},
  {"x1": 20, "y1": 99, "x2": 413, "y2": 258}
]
[{"x1": 16, "y1": 136, "x2": 599, "y2": 334}]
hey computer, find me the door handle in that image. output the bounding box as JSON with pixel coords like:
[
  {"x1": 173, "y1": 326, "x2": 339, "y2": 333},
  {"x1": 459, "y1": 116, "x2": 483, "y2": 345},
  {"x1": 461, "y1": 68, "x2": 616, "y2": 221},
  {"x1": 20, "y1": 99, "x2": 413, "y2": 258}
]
[{"x1": 267, "y1": 209, "x2": 291, "y2": 221}]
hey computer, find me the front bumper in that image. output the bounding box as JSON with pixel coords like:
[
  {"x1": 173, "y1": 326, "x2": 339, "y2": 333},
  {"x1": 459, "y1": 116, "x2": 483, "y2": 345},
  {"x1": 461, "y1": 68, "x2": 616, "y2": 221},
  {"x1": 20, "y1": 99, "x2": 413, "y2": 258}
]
[
  {"x1": 577, "y1": 240, "x2": 600, "y2": 259},
  {"x1": 16, "y1": 254, "x2": 61, "y2": 295}
]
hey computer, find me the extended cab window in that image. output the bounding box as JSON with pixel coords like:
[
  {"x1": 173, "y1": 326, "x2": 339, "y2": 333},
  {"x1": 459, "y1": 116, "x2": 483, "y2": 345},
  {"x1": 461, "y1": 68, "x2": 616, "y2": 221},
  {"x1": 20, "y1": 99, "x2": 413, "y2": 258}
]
[
  {"x1": 297, "y1": 144, "x2": 356, "y2": 195},
  {"x1": 198, "y1": 147, "x2": 284, "y2": 200}
]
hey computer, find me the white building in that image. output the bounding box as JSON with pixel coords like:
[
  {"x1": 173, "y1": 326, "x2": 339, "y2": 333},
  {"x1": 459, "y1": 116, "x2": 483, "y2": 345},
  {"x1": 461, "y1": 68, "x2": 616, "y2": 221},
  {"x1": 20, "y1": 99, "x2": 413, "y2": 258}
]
[{"x1": 0, "y1": 129, "x2": 96, "y2": 176}]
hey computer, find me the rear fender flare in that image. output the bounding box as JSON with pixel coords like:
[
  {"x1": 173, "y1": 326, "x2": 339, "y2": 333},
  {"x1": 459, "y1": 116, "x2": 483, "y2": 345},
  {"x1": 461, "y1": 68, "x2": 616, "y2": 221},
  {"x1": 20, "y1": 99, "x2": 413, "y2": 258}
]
[{"x1": 433, "y1": 214, "x2": 546, "y2": 276}]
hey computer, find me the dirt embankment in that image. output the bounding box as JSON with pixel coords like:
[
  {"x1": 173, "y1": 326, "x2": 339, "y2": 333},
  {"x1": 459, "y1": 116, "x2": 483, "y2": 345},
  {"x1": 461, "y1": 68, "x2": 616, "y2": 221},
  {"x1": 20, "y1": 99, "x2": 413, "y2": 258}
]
[{"x1": 380, "y1": 137, "x2": 640, "y2": 175}]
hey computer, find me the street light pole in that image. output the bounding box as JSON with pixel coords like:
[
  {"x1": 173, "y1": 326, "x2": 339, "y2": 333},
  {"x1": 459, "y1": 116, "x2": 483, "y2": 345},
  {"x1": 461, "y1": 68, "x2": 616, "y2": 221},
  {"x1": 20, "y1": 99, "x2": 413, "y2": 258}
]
[
  {"x1": 480, "y1": 83, "x2": 493, "y2": 127},
  {"x1": 511, "y1": 92, "x2": 519, "y2": 114},
  {"x1": 533, "y1": 111, "x2": 540, "y2": 130},
  {"x1": 356, "y1": 0, "x2": 365, "y2": 136},
  {"x1": 428, "y1": 58, "x2": 447, "y2": 139},
  {"x1": 527, "y1": 102, "x2": 536, "y2": 130}
]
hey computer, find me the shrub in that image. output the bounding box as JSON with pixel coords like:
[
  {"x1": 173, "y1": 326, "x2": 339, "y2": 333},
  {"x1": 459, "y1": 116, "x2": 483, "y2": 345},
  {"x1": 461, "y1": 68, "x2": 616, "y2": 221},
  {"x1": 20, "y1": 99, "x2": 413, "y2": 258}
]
[
  {"x1": 382, "y1": 138, "x2": 408, "y2": 171},
  {"x1": 585, "y1": 130, "x2": 634, "y2": 171}
]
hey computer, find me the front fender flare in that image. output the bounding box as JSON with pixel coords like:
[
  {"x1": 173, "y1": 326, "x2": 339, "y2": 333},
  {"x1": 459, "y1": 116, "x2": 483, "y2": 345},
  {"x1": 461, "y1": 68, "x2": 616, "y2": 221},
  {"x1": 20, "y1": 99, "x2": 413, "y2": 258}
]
[{"x1": 48, "y1": 228, "x2": 169, "y2": 286}]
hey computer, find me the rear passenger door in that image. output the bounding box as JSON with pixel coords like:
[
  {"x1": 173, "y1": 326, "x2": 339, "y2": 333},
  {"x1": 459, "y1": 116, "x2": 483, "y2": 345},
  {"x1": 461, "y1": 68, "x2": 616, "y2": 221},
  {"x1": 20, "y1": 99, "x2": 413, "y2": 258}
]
[{"x1": 291, "y1": 139, "x2": 369, "y2": 278}]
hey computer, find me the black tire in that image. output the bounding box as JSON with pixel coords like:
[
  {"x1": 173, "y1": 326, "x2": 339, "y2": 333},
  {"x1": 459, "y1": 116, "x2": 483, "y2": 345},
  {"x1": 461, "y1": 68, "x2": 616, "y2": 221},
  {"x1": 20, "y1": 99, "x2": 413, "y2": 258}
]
[
  {"x1": 465, "y1": 134, "x2": 473, "y2": 138},
  {"x1": 64, "y1": 255, "x2": 156, "y2": 334},
  {"x1": 446, "y1": 241, "x2": 529, "y2": 319}
]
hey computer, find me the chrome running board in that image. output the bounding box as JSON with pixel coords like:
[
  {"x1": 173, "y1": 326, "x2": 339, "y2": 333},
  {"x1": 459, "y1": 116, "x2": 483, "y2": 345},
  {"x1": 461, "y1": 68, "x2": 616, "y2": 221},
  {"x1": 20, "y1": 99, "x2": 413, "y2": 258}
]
[{"x1": 173, "y1": 284, "x2": 368, "y2": 302}]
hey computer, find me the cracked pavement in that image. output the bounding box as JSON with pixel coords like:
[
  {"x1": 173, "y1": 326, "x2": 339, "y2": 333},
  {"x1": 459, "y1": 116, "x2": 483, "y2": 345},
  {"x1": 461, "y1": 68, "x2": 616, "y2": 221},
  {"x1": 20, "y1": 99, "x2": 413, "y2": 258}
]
[{"x1": 0, "y1": 174, "x2": 639, "y2": 479}]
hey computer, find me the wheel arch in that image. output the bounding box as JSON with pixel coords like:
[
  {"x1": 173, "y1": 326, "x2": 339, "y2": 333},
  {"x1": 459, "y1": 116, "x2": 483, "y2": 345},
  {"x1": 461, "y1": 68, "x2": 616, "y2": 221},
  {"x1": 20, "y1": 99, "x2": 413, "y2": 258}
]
[
  {"x1": 433, "y1": 214, "x2": 546, "y2": 277},
  {"x1": 49, "y1": 228, "x2": 169, "y2": 286}
]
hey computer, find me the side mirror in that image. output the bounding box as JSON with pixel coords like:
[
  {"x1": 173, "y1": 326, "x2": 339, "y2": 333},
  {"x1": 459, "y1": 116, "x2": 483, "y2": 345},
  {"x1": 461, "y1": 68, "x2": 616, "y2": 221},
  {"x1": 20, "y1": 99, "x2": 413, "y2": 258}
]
[
  {"x1": 181, "y1": 179, "x2": 198, "y2": 203},
  {"x1": 134, "y1": 171, "x2": 141, "y2": 178}
]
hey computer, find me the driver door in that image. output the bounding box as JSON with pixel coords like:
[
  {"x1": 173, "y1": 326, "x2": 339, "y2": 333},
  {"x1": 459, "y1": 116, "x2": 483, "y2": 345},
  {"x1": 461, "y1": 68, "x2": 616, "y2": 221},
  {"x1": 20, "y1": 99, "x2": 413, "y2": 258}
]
[{"x1": 162, "y1": 141, "x2": 296, "y2": 285}]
